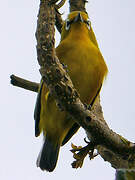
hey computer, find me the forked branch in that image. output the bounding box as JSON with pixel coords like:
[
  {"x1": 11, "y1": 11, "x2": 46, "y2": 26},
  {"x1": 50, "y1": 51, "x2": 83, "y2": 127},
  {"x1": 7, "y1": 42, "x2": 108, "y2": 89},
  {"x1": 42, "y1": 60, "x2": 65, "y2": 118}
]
[{"x1": 10, "y1": 0, "x2": 135, "y2": 169}]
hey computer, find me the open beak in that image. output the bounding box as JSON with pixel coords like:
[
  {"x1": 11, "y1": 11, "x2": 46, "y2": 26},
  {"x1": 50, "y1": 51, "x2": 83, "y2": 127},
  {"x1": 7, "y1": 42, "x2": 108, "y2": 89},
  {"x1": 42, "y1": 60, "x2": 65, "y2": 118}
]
[{"x1": 74, "y1": 13, "x2": 83, "y2": 23}]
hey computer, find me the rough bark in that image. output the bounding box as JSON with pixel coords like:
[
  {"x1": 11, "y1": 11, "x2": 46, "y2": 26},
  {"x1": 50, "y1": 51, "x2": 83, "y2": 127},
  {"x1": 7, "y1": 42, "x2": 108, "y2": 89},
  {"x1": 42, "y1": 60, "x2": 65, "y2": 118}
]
[{"x1": 10, "y1": 0, "x2": 135, "y2": 169}]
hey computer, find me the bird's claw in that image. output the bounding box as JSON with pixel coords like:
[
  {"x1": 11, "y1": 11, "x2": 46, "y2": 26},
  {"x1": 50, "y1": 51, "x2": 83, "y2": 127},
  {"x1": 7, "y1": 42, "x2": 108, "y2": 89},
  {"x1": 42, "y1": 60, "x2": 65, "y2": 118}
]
[{"x1": 70, "y1": 140, "x2": 98, "y2": 169}]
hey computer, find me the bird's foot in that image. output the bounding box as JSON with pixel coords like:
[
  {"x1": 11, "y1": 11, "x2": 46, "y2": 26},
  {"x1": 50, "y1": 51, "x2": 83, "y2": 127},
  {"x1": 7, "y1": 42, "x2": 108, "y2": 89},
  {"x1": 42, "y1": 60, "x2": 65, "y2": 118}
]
[{"x1": 70, "y1": 139, "x2": 98, "y2": 168}]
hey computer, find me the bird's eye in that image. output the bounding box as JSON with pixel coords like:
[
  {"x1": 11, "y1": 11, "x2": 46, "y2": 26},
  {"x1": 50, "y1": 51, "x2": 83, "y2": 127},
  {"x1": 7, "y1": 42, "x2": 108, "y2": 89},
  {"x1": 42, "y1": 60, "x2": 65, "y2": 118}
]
[
  {"x1": 86, "y1": 20, "x2": 91, "y2": 30},
  {"x1": 65, "y1": 19, "x2": 71, "y2": 31}
]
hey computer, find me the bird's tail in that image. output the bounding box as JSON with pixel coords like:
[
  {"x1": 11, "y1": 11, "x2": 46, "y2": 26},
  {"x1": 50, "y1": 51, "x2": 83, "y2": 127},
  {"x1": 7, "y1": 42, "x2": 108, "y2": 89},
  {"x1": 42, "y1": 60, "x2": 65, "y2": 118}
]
[{"x1": 36, "y1": 136, "x2": 60, "y2": 172}]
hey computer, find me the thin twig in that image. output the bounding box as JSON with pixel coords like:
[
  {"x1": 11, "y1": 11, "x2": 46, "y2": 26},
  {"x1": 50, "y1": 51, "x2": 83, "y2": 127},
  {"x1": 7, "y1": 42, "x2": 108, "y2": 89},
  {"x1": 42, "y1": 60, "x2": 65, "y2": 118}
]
[
  {"x1": 55, "y1": 10, "x2": 63, "y2": 33},
  {"x1": 10, "y1": 75, "x2": 39, "y2": 92},
  {"x1": 55, "y1": 0, "x2": 66, "y2": 9}
]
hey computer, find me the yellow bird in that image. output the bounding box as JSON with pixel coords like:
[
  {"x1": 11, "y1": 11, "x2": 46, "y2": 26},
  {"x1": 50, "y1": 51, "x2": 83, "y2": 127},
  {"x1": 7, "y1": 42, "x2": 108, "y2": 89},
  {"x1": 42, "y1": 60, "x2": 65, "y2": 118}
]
[{"x1": 34, "y1": 11, "x2": 108, "y2": 172}]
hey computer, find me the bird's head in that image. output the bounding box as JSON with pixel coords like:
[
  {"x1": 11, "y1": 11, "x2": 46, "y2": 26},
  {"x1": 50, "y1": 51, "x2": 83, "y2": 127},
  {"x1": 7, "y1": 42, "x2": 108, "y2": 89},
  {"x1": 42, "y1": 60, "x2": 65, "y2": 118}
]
[{"x1": 61, "y1": 11, "x2": 91, "y2": 41}]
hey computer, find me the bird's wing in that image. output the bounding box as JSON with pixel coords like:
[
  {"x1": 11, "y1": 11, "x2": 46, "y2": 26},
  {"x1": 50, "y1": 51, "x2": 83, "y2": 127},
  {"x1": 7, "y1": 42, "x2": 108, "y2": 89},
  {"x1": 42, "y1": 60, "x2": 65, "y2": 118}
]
[
  {"x1": 34, "y1": 80, "x2": 44, "y2": 137},
  {"x1": 90, "y1": 84, "x2": 102, "y2": 107},
  {"x1": 62, "y1": 84, "x2": 102, "y2": 145},
  {"x1": 62, "y1": 123, "x2": 80, "y2": 146}
]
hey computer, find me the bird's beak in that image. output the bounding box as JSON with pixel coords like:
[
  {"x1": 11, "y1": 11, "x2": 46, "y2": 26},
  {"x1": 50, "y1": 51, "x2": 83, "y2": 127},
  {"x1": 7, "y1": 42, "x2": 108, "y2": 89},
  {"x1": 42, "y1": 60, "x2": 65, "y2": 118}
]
[{"x1": 74, "y1": 13, "x2": 83, "y2": 23}]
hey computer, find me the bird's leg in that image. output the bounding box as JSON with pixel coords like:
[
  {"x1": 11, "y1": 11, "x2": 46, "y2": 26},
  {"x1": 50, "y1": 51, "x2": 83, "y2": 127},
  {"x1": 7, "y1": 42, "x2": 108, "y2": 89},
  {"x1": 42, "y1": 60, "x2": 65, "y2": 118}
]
[{"x1": 70, "y1": 139, "x2": 98, "y2": 168}]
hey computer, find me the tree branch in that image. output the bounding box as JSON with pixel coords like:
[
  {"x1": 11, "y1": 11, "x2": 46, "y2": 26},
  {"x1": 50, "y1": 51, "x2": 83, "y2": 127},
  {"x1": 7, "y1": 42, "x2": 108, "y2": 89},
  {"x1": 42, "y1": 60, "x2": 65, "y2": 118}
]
[
  {"x1": 10, "y1": 0, "x2": 135, "y2": 170},
  {"x1": 10, "y1": 74, "x2": 39, "y2": 92},
  {"x1": 55, "y1": 10, "x2": 63, "y2": 33},
  {"x1": 69, "y1": 0, "x2": 87, "y2": 12},
  {"x1": 35, "y1": 0, "x2": 135, "y2": 169},
  {"x1": 69, "y1": 0, "x2": 135, "y2": 169}
]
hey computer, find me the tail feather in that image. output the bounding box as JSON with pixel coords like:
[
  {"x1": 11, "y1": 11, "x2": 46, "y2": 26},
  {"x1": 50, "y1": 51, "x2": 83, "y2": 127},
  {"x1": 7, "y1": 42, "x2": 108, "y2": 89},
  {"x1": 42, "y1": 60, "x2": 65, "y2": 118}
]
[{"x1": 37, "y1": 137, "x2": 60, "y2": 172}]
